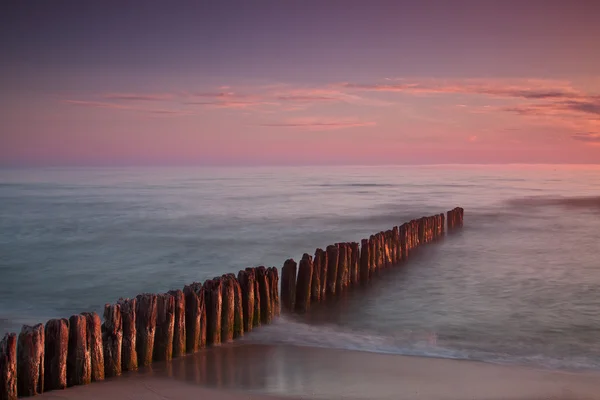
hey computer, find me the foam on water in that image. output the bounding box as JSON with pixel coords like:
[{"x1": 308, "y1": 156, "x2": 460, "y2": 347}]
[{"x1": 243, "y1": 317, "x2": 600, "y2": 372}]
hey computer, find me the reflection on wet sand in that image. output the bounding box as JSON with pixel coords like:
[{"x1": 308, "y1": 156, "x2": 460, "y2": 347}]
[{"x1": 137, "y1": 343, "x2": 600, "y2": 400}]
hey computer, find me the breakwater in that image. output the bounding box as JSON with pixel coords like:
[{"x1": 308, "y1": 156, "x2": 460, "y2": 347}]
[{"x1": 0, "y1": 207, "x2": 463, "y2": 399}]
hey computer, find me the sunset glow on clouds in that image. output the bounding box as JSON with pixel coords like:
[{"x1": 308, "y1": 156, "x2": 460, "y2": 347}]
[{"x1": 1, "y1": 1, "x2": 600, "y2": 165}]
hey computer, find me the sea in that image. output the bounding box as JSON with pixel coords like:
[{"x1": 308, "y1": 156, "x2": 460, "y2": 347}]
[{"x1": 1, "y1": 165, "x2": 599, "y2": 373}]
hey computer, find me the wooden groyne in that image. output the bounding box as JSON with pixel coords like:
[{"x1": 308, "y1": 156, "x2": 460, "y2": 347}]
[
  {"x1": 0, "y1": 208, "x2": 463, "y2": 399},
  {"x1": 280, "y1": 210, "x2": 461, "y2": 313}
]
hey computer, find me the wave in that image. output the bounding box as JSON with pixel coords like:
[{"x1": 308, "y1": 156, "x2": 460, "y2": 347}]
[
  {"x1": 506, "y1": 196, "x2": 600, "y2": 211},
  {"x1": 241, "y1": 317, "x2": 600, "y2": 373},
  {"x1": 312, "y1": 183, "x2": 397, "y2": 188}
]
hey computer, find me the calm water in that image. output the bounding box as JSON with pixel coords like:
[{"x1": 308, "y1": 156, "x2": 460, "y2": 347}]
[{"x1": 1, "y1": 165, "x2": 600, "y2": 372}]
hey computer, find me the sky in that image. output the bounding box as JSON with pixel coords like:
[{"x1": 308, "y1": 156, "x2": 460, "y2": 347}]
[{"x1": 1, "y1": 0, "x2": 599, "y2": 166}]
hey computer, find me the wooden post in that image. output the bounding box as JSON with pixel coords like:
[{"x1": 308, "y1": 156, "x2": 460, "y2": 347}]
[
  {"x1": 67, "y1": 315, "x2": 90, "y2": 387},
  {"x1": 250, "y1": 268, "x2": 261, "y2": 328},
  {"x1": 266, "y1": 268, "x2": 279, "y2": 317},
  {"x1": 319, "y1": 249, "x2": 328, "y2": 300},
  {"x1": 392, "y1": 226, "x2": 399, "y2": 263},
  {"x1": 350, "y1": 242, "x2": 359, "y2": 285},
  {"x1": 345, "y1": 243, "x2": 352, "y2": 286},
  {"x1": 167, "y1": 290, "x2": 186, "y2": 358},
  {"x1": 335, "y1": 243, "x2": 348, "y2": 293},
  {"x1": 256, "y1": 267, "x2": 272, "y2": 324},
  {"x1": 1, "y1": 333, "x2": 17, "y2": 400},
  {"x1": 135, "y1": 293, "x2": 157, "y2": 367},
  {"x1": 82, "y1": 312, "x2": 104, "y2": 382},
  {"x1": 380, "y1": 233, "x2": 386, "y2": 268},
  {"x1": 369, "y1": 235, "x2": 376, "y2": 273},
  {"x1": 325, "y1": 245, "x2": 338, "y2": 295},
  {"x1": 204, "y1": 278, "x2": 223, "y2": 346},
  {"x1": 117, "y1": 298, "x2": 137, "y2": 371},
  {"x1": 44, "y1": 319, "x2": 68, "y2": 391},
  {"x1": 312, "y1": 250, "x2": 324, "y2": 302},
  {"x1": 295, "y1": 253, "x2": 313, "y2": 313},
  {"x1": 281, "y1": 259, "x2": 297, "y2": 312},
  {"x1": 101, "y1": 303, "x2": 122, "y2": 378},
  {"x1": 183, "y1": 283, "x2": 205, "y2": 353},
  {"x1": 440, "y1": 213, "x2": 445, "y2": 236},
  {"x1": 154, "y1": 293, "x2": 175, "y2": 362},
  {"x1": 360, "y1": 238, "x2": 370, "y2": 282},
  {"x1": 237, "y1": 269, "x2": 255, "y2": 332},
  {"x1": 17, "y1": 324, "x2": 45, "y2": 395},
  {"x1": 221, "y1": 275, "x2": 235, "y2": 343},
  {"x1": 388, "y1": 230, "x2": 394, "y2": 264},
  {"x1": 226, "y1": 274, "x2": 244, "y2": 338},
  {"x1": 375, "y1": 233, "x2": 382, "y2": 270}
]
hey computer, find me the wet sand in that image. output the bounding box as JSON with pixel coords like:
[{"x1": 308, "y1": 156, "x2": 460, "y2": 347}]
[{"x1": 38, "y1": 344, "x2": 600, "y2": 400}]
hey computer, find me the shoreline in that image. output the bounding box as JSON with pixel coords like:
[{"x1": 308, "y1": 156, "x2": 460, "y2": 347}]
[{"x1": 37, "y1": 343, "x2": 600, "y2": 400}]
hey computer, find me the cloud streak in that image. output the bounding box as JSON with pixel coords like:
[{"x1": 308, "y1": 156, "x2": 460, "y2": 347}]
[
  {"x1": 340, "y1": 79, "x2": 586, "y2": 101},
  {"x1": 260, "y1": 118, "x2": 376, "y2": 131},
  {"x1": 572, "y1": 133, "x2": 600, "y2": 143},
  {"x1": 103, "y1": 93, "x2": 173, "y2": 101},
  {"x1": 64, "y1": 100, "x2": 191, "y2": 116}
]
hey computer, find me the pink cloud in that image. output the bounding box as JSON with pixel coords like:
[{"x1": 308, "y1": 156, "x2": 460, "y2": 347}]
[
  {"x1": 571, "y1": 133, "x2": 600, "y2": 144},
  {"x1": 340, "y1": 79, "x2": 586, "y2": 100},
  {"x1": 260, "y1": 118, "x2": 376, "y2": 131},
  {"x1": 63, "y1": 100, "x2": 191, "y2": 116},
  {"x1": 103, "y1": 93, "x2": 173, "y2": 101}
]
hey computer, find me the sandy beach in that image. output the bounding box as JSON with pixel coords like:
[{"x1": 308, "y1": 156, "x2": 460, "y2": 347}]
[{"x1": 36, "y1": 344, "x2": 600, "y2": 400}]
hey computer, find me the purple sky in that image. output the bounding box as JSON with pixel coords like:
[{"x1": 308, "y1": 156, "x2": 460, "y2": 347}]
[{"x1": 1, "y1": 0, "x2": 599, "y2": 165}]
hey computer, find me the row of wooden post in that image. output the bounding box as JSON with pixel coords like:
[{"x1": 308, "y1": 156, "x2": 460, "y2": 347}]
[
  {"x1": 0, "y1": 267, "x2": 279, "y2": 399},
  {"x1": 0, "y1": 208, "x2": 464, "y2": 399},
  {"x1": 281, "y1": 209, "x2": 463, "y2": 313}
]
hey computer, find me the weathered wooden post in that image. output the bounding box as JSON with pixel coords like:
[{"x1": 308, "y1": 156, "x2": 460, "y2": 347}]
[
  {"x1": 250, "y1": 268, "x2": 261, "y2": 327},
  {"x1": 376, "y1": 233, "x2": 383, "y2": 270},
  {"x1": 82, "y1": 312, "x2": 104, "y2": 382},
  {"x1": 154, "y1": 293, "x2": 175, "y2": 362},
  {"x1": 345, "y1": 243, "x2": 353, "y2": 285},
  {"x1": 295, "y1": 253, "x2": 313, "y2": 313},
  {"x1": 237, "y1": 269, "x2": 255, "y2": 332},
  {"x1": 204, "y1": 278, "x2": 223, "y2": 345},
  {"x1": 440, "y1": 213, "x2": 445, "y2": 236},
  {"x1": 101, "y1": 303, "x2": 122, "y2": 378},
  {"x1": 229, "y1": 274, "x2": 244, "y2": 338},
  {"x1": 326, "y1": 245, "x2": 339, "y2": 295},
  {"x1": 336, "y1": 243, "x2": 348, "y2": 292},
  {"x1": 135, "y1": 293, "x2": 157, "y2": 367},
  {"x1": 318, "y1": 249, "x2": 328, "y2": 300},
  {"x1": 1, "y1": 333, "x2": 17, "y2": 400},
  {"x1": 67, "y1": 315, "x2": 90, "y2": 387},
  {"x1": 117, "y1": 298, "x2": 137, "y2": 371},
  {"x1": 44, "y1": 319, "x2": 68, "y2": 391},
  {"x1": 18, "y1": 324, "x2": 45, "y2": 395},
  {"x1": 167, "y1": 290, "x2": 186, "y2": 358},
  {"x1": 312, "y1": 250, "x2": 324, "y2": 301},
  {"x1": 281, "y1": 259, "x2": 297, "y2": 312},
  {"x1": 350, "y1": 242, "x2": 359, "y2": 285},
  {"x1": 360, "y1": 238, "x2": 370, "y2": 282},
  {"x1": 267, "y1": 267, "x2": 280, "y2": 317},
  {"x1": 371, "y1": 235, "x2": 378, "y2": 270},
  {"x1": 221, "y1": 275, "x2": 235, "y2": 343},
  {"x1": 381, "y1": 233, "x2": 387, "y2": 268},
  {"x1": 392, "y1": 226, "x2": 400, "y2": 263},
  {"x1": 183, "y1": 283, "x2": 205, "y2": 353},
  {"x1": 385, "y1": 229, "x2": 394, "y2": 267},
  {"x1": 256, "y1": 267, "x2": 272, "y2": 324}
]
